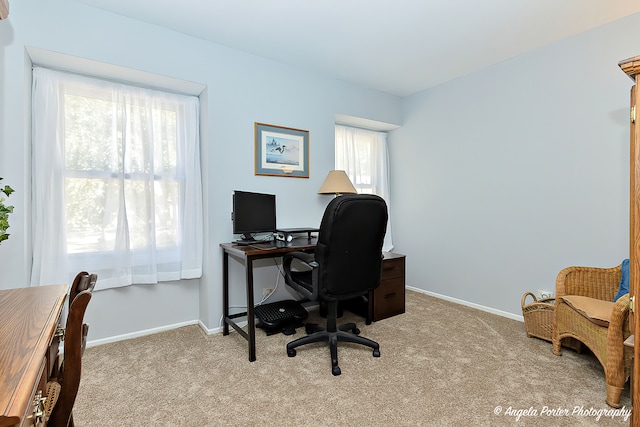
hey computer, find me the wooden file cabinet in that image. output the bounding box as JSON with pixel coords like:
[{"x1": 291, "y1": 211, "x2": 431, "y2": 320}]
[
  {"x1": 371, "y1": 252, "x2": 406, "y2": 321},
  {"x1": 344, "y1": 252, "x2": 406, "y2": 322}
]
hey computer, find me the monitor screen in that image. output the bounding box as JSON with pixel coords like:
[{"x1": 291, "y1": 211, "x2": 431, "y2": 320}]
[{"x1": 232, "y1": 191, "x2": 276, "y2": 241}]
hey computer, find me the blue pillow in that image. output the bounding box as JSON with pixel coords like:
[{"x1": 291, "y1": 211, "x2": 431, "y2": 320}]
[{"x1": 613, "y1": 258, "x2": 630, "y2": 302}]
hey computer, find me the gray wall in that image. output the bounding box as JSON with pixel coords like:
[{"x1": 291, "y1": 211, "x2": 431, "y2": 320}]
[
  {"x1": 390, "y1": 13, "x2": 640, "y2": 317},
  {"x1": 0, "y1": 0, "x2": 402, "y2": 342}
]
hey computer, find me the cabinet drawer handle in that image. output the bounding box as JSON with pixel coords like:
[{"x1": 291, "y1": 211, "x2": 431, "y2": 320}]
[
  {"x1": 384, "y1": 292, "x2": 397, "y2": 299},
  {"x1": 27, "y1": 390, "x2": 46, "y2": 425},
  {"x1": 54, "y1": 325, "x2": 65, "y2": 339}
]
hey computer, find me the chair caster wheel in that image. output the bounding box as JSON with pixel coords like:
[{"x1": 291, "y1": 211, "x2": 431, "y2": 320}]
[
  {"x1": 332, "y1": 366, "x2": 341, "y2": 376},
  {"x1": 287, "y1": 348, "x2": 296, "y2": 357},
  {"x1": 353, "y1": 328, "x2": 361, "y2": 335},
  {"x1": 373, "y1": 349, "x2": 380, "y2": 357}
]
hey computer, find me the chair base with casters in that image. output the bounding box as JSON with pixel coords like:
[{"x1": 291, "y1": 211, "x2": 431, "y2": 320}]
[{"x1": 286, "y1": 299, "x2": 380, "y2": 376}]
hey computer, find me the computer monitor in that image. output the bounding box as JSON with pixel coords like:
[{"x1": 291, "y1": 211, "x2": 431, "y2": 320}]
[{"x1": 232, "y1": 190, "x2": 276, "y2": 243}]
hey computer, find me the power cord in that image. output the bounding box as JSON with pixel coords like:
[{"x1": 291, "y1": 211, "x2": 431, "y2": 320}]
[
  {"x1": 219, "y1": 258, "x2": 286, "y2": 327},
  {"x1": 257, "y1": 258, "x2": 283, "y2": 305}
]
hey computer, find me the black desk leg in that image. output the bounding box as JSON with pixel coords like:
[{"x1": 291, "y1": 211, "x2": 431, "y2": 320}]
[
  {"x1": 246, "y1": 257, "x2": 256, "y2": 362},
  {"x1": 222, "y1": 251, "x2": 230, "y2": 336}
]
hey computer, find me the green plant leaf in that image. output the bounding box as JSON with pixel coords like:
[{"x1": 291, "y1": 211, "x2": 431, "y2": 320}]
[{"x1": 0, "y1": 177, "x2": 13, "y2": 244}]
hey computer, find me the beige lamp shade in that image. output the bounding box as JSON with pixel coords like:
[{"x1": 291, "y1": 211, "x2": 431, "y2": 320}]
[
  {"x1": 318, "y1": 170, "x2": 357, "y2": 195},
  {"x1": 0, "y1": 0, "x2": 8, "y2": 20}
]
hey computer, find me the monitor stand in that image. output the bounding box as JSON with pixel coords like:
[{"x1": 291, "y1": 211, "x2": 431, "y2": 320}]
[{"x1": 276, "y1": 227, "x2": 319, "y2": 240}]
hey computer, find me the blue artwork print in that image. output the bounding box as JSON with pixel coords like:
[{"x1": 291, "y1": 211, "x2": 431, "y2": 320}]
[
  {"x1": 255, "y1": 122, "x2": 308, "y2": 177},
  {"x1": 266, "y1": 136, "x2": 299, "y2": 165}
]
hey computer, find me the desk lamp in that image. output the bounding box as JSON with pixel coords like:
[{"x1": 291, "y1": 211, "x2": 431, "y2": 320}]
[
  {"x1": 0, "y1": 0, "x2": 8, "y2": 20},
  {"x1": 318, "y1": 170, "x2": 357, "y2": 197}
]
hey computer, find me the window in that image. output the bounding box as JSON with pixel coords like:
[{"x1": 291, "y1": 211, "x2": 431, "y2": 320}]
[
  {"x1": 31, "y1": 67, "x2": 203, "y2": 289},
  {"x1": 335, "y1": 124, "x2": 393, "y2": 251}
]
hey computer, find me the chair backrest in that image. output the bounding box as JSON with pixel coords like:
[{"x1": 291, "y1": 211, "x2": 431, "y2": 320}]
[
  {"x1": 48, "y1": 272, "x2": 96, "y2": 427},
  {"x1": 68, "y1": 271, "x2": 90, "y2": 309},
  {"x1": 315, "y1": 194, "x2": 388, "y2": 301}
]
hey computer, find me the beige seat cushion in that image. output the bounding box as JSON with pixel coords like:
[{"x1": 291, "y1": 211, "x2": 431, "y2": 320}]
[{"x1": 559, "y1": 295, "x2": 613, "y2": 327}]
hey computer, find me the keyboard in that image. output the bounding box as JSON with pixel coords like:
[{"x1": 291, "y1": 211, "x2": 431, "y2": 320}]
[{"x1": 234, "y1": 239, "x2": 272, "y2": 246}]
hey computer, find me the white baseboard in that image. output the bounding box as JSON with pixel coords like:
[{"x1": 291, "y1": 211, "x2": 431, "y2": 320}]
[
  {"x1": 197, "y1": 320, "x2": 239, "y2": 335},
  {"x1": 88, "y1": 290, "x2": 523, "y2": 347},
  {"x1": 406, "y1": 286, "x2": 524, "y2": 322},
  {"x1": 86, "y1": 319, "x2": 200, "y2": 348}
]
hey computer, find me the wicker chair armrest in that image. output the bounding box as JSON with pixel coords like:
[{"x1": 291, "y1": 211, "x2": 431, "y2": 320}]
[
  {"x1": 555, "y1": 265, "x2": 622, "y2": 301},
  {"x1": 606, "y1": 293, "x2": 631, "y2": 389},
  {"x1": 609, "y1": 293, "x2": 631, "y2": 331}
]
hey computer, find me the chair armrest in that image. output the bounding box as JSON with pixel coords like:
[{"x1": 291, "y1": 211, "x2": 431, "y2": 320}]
[
  {"x1": 284, "y1": 251, "x2": 317, "y2": 268},
  {"x1": 555, "y1": 265, "x2": 622, "y2": 301},
  {"x1": 283, "y1": 251, "x2": 318, "y2": 300},
  {"x1": 606, "y1": 293, "x2": 631, "y2": 380},
  {"x1": 609, "y1": 293, "x2": 631, "y2": 331}
]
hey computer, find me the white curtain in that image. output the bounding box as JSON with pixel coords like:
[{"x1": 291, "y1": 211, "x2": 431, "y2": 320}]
[
  {"x1": 31, "y1": 67, "x2": 203, "y2": 290},
  {"x1": 335, "y1": 124, "x2": 393, "y2": 251}
]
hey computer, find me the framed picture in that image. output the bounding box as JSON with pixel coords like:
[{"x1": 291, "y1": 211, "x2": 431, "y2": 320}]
[{"x1": 255, "y1": 122, "x2": 309, "y2": 178}]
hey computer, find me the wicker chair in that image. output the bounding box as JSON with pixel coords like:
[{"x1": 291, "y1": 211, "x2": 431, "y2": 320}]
[{"x1": 552, "y1": 264, "x2": 631, "y2": 408}]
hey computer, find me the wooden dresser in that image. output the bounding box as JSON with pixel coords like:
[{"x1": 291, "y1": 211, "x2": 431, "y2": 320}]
[{"x1": 0, "y1": 284, "x2": 67, "y2": 427}]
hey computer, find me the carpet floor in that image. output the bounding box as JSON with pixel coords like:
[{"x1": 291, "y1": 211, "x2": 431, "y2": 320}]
[{"x1": 73, "y1": 290, "x2": 632, "y2": 426}]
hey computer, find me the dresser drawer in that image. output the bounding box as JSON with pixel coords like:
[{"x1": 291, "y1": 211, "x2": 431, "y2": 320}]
[
  {"x1": 47, "y1": 315, "x2": 63, "y2": 379},
  {"x1": 19, "y1": 359, "x2": 46, "y2": 427},
  {"x1": 381, "y1": 254, "x2": 405, "y2": 280},
  {"x1": 373, "y1": 276, "x2": 405, "y2": 321}
]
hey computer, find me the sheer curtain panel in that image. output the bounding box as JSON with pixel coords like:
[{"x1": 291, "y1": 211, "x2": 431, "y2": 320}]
[
  {"x1": 31, "y1": 67, "x2": 203, "y2": 290},
  {"x1": 335, "y1": 124, "x2": 393, "y2": 251}
]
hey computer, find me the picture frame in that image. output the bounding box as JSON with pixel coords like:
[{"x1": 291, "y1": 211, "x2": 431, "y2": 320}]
[{"x1": 255, "y1": 122, "x2": 309, "y2": 178}]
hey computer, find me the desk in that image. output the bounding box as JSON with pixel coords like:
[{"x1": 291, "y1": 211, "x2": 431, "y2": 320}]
[
  {"x1": 221, "y1": 238, "x2": 317, "y2": 361},
  {"x1": 0, "y1": 284, "x2": 67, "y2": 427}
]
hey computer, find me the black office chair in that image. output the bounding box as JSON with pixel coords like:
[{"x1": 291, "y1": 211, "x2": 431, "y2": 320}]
[{"x1": 283, "y1": 194, "x2": 388, "y2": 375}]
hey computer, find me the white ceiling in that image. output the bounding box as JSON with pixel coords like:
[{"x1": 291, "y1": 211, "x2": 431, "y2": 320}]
[{"x1": 73, "y1": 0, "x2": 640, "y2": 97}]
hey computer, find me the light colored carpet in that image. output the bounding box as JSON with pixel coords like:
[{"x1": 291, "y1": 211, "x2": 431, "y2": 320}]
[{"x1": 73, "y1": 290, "x2": 632, "y2": 426}]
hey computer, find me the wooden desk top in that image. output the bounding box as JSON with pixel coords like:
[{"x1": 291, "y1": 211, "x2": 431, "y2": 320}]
[
  {"x1": 220, "y1": 239, "x2": 402, "y2": 261},
  {"x1": 0, "y1": 284, "x2": 67, "y2": 427},
  {"x1": 221, "y1": 237, "x2": 317, "y2": 258}
]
